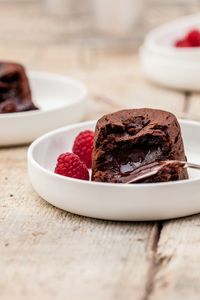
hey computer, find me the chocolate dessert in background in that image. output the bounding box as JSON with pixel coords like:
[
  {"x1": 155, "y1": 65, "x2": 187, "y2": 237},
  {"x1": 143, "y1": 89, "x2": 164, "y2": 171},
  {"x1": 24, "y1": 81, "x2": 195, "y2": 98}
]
[
  {"x1": 92, "y1": 108, "x2": 188, "y2": 183},
  {"x1": 0, "y1": 62, "x2": 38, "y2": 113}
]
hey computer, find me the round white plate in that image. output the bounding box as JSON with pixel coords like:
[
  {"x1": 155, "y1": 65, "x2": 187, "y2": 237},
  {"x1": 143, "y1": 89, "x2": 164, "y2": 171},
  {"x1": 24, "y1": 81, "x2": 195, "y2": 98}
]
[
  {"x1": 140, "y1": 46, "x2": 200, "y2": 91},
  {"x1": 28, "y1": 120, "x2": 200, "y2": 221},
  {"x1": 0, "y1": 71, "x2": 87, "y2": 146},
  {"x1": 140, "y1": 14, "x2": 200, "y2": 91}
]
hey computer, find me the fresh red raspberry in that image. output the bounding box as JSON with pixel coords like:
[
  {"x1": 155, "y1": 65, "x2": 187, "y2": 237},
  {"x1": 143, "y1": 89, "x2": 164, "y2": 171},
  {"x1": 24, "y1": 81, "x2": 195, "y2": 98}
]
[
  {"x1": 55, "y1": 152, "x2": 89, "y2": 180},
  {"x1": 175, "y1": 39, "x2": 191, "y2": 47},
  {"x1": 72, "y1": 130, "x2": 94, "y2": 168},
  {"x1": 186, "y1": 29, "x2": 200, "y2": 47}
]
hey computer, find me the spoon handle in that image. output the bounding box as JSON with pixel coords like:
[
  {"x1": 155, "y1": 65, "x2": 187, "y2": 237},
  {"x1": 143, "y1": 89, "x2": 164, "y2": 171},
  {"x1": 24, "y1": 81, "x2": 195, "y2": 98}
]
[
  {"x1": 184, "y1": 161, "x2": 200, "y2": 169},
  {"x1": 126, "y1": 169, "x2": 161, "y2": 184},
  {"x1": 126, "y1": 160, "x2": 200, "y2": 184}
]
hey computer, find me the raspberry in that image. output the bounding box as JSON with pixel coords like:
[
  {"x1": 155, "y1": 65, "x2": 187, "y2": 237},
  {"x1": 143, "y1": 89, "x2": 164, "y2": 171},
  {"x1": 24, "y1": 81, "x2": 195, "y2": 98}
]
[
  {"x1": 186, "y1": 29, "x2": 200, "y2": 47},
  {"x1": 175, "y1": 29, "x2": 200, "y2": 48},
  {"x1": 72, "y1": 130, "x2": 94, "y2": 168},
  {"x1": 175, "y1": 39, "x2": 191, "y2": 47},
  {"x1": 55, "y1": 152, "x2": 89, "y2": 181}
]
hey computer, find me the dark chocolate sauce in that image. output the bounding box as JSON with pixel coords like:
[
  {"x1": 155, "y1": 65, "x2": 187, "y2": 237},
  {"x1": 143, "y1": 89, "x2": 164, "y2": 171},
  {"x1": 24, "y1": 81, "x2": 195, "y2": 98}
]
[
  {"x1": 121, "y1": 160, "x2": 186, "y2": 184},
  {"x1": 117, "y1": 147, "x2": 163, "y2": 177},
  {"x1": 0, "y1": 62, "x2": 39, "y2": 114}
]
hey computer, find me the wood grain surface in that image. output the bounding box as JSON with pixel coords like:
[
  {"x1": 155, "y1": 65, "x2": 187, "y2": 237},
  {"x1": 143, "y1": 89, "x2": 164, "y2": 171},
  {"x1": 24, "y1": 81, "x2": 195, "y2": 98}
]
[{"x1": 1, "y1": 1, "x2": 200, "y2": 300}]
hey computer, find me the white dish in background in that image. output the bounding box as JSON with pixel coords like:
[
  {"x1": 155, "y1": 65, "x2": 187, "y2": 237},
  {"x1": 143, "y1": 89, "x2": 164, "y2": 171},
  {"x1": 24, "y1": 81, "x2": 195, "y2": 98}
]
[
  {"x1": 0, "y1": 71, "x2": 87, "y2": 146},
  {"x1": 140, "y1": 14, "x2": 200, "y2": 91},
  {"x1": 28, "y1": 119, "x2": 200, "y2": 221},
  {"x1": 140, "y1": 47, "x2": 200, "y2": 91}
]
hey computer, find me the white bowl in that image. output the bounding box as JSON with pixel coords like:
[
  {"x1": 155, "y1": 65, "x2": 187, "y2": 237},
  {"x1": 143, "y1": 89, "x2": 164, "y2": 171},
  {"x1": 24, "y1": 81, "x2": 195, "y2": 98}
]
[
  {"x1": 145, "y1": 13, "x2": 200, "y2": 57},
  {"x1": 28, "y1": 120, "x2": 200, "y2": 221},
  {"x1": 140, "y1": 14, "x2": 200, "y2": 90},
  {"x1": 0, "y1": 71, "x2": 87, "y2": 146},
  {"x1": 140, "y1": 46, "x2": 200, "y2": 90}
]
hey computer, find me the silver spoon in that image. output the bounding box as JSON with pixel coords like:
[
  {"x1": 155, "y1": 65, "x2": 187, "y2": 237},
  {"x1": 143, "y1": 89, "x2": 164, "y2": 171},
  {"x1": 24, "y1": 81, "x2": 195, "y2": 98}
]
[{"x1": 125, "y1": 160, "x2": 200, "y2": 184}]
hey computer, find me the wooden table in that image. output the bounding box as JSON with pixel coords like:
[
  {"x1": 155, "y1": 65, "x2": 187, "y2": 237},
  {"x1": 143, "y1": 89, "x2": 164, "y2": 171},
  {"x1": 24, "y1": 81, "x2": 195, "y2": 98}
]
[{"x1": 1, "y1": 1, "x2": 200, "y2": 300}]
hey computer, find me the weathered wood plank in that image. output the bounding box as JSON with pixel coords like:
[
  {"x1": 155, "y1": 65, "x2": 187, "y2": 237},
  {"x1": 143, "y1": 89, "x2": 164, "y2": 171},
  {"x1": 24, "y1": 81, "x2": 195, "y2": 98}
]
[
  {"x1": 12, "y1": 45, "x2": 182, "y2": 120},
  {"x1": 148, "y1": 216, "x2": 200, "y2": 300},
  {"x1": 0, "y1": 147, "x2": 159, "y2": 300},
  {"x1": 75, "y1": 53, "x2": 186, "y2": 119}
]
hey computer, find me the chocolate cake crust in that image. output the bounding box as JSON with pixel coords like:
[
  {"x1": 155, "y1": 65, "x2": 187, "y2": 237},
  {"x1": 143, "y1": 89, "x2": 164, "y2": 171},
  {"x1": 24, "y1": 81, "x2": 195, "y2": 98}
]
[
  {"x1": 92, "y1": 108, "x2": 188, "y2": 183},
  {"x1": 0, "y1": 62, "x2": 38, "y2": 113}
]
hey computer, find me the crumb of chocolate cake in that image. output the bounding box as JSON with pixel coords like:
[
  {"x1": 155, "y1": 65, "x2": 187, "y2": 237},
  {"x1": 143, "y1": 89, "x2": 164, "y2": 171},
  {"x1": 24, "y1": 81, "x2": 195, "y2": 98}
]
[{"x1": 92, "y1": 108, "x2": 188, "y2": 183}]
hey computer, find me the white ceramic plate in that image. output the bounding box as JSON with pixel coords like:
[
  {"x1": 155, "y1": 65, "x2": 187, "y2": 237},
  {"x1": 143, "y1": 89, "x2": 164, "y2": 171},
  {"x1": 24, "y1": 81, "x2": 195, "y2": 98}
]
[
  {"x1": 140, "y1": 46, "x2": 200, "y2": 91},
  {"x1": 28, "y1": 120, "x2": 200, "y2": 221},
  {"x1": 0, "y1": 71, "x2": 87, "y2": 146},
  {"x1": 140, "y1": 14, "x2": 200, "y2": 91},
  {"x1": 144, "y1": 13, "x2": 200, "y2": 57}
]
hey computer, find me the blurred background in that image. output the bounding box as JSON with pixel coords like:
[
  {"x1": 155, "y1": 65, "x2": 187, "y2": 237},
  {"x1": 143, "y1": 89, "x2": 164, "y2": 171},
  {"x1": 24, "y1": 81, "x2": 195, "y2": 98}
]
[
  {"x1": 1, "y1": 0, "x2": 200, "y2": 49},
  {"x1": 1, "y1": 0, "x2": 200, "y2": 119}
]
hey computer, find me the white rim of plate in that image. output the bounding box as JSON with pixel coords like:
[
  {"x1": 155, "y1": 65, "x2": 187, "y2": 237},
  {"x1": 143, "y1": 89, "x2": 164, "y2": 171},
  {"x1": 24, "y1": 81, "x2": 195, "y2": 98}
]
[
  {"x1": 140, "y1": 46, "x2": 200, "y2": 67},
  {"x1": 28, "y1": 119, "x2": 200, "y2": 189}
]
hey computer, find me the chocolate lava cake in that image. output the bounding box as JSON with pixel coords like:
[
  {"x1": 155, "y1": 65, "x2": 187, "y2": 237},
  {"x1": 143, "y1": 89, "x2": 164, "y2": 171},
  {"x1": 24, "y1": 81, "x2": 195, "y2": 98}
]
[
  {"x1": 0, "y1": 62, "x2": 38, "y2": 113},
  {"x1": 92, "y1": 108, "x2": 188, "y2": 183}
]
